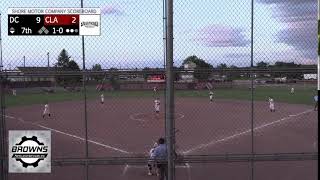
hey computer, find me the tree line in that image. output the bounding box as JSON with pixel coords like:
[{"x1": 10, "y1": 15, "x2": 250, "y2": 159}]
[{"x1": 55, "y1": 49, "x2": 316, "y2": 85}]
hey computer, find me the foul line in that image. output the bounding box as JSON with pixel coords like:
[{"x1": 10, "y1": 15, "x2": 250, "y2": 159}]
[
  {"x1": 6, "y1": 115, "x2": 131, "y2": 154},
  {"x1": 183, "y1": 109, "x2": 314, "y2": 154}
]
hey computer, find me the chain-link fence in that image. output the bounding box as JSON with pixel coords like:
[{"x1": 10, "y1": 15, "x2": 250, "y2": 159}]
[{"x1": 0, "y1": 0, "x2": 318, "y2": 180}]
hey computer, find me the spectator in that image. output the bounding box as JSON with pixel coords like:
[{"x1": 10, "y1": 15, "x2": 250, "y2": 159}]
[
  {"x1": 314, "y1": 94, "x2": 318, "y2": 111},
  {"x1": 152, "y1": 138, "x2": 167, "y2": 180}
]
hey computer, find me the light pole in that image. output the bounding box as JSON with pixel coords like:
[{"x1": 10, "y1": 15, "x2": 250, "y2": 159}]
[
  {"x1": 23, "y1": 56, "x2": 25, "y2": 67},
  {"x1": 0, "y1": 12, "x2": 6, "y2": 180},
  {"x1": 23, "y1": 56, "x2": 26, "y2": 86},
  {"x1": 47, "y1": 52, "x2": 50, "y2": 70},
  {"x1": 165, "y1": 0, "x2": 175, "y2": 179},
  {"x1": 46, "y1": 52, "x2": 50, "y2": 88},
  {"x1": 0, "y1": 13, "x2": 2, "y2": 71}
]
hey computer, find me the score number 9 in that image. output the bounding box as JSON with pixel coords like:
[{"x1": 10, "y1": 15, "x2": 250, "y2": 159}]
[{"x1": 36, "y1": 17, "x2": 41, "y2": 23}]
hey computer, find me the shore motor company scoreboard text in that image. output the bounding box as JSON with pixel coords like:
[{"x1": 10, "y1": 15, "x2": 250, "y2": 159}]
[{"x1": 8, "y1": 8, "x2": 101, "y2": 36}]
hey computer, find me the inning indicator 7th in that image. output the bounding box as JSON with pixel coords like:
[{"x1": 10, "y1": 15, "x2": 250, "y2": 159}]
[{"x1": 8, "y1": 8, "x2": 101, "y2": 36}]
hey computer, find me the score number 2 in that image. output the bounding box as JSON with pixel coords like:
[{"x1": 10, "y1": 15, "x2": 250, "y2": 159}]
[{"x1": 72, "y1": 17, "x2": 77, "y2": 24}]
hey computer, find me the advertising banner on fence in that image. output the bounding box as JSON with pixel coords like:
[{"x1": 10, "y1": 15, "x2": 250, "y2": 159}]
[{"x1": 8, "y1": 131, "x2": 51, "y2": 173}]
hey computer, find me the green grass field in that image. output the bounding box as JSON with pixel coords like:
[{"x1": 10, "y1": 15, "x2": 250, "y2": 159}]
[{"x1": 5, "y1": 86, "x2": 317, "y2": 107}]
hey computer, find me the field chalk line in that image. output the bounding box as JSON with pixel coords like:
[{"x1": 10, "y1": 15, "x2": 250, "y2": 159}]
[
  {"x1": 6, "y1": 115, "x2": 131, "y2": 154},
  {"x1": 183, "y1": 109, "x2": 314, "y2": 154}
]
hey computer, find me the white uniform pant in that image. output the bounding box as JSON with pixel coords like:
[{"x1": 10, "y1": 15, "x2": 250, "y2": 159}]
[
  {"x1": 269, "y1": 104, "x2": 275, "y2": 110},
  {"x1": 43, "y1": 108, "x2": 50, "y2": 115}
]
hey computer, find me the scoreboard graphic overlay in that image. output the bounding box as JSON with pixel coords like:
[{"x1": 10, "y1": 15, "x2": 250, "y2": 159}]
[{"x1": 8, "y1": 8, "x2": 100, "y2": 36}]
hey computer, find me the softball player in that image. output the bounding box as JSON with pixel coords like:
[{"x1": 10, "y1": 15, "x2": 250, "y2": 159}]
[
  {"x1": 100, "y1": 94, "x2": 104, "y2": 104},
  {"x1": 268, "y1": 97, "x2": 275, "y2": 112},
  {"x1": 290, "y1": 87, "x2": 295, "y2": 94},
  {"x1": 209, "y1": 91, "x2": 214, "y2": 102},
  {"x1": 154, "y1": 98, "x2": 160, "y2": 114},
  {"x1": 153, "y1": 86, "x2": 157, "y2": 97},
  {"x1": 12, "y1": 89, "x2": 16, "y2": 96},
  {"x1": 42, "y1": 103, "x2": 51, "y2": 118}
]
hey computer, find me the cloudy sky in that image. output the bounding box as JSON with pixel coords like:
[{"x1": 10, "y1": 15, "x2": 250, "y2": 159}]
[{"x1": 0, "y1": 0, "x2": 317, "y2": 69}]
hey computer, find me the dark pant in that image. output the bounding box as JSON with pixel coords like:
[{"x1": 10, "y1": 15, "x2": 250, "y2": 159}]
[
  {"x1": 148, "y1": 162, "x2": 155, "y2": 171},
  {"x1": 157, "y1": 164, "x2": 168, "y2": 180}
]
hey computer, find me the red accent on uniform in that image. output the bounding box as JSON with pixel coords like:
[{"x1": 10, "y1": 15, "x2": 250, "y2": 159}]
[{"x1": 44, "y1": 15, "x2": 79, "y2": 26}]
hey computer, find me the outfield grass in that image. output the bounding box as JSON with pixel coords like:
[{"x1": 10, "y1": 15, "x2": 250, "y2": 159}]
[
  {"x1": 5, "y1": 86, "x2": 317, "y2": 107},
  {"x1": 177, "y1": 87, "x2": 316, "y2": 105}
]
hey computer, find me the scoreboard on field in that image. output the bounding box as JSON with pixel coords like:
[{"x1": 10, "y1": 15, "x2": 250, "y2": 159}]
[{"x1": 8, "y1": 8, "x2": 101, "y2": 36}]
